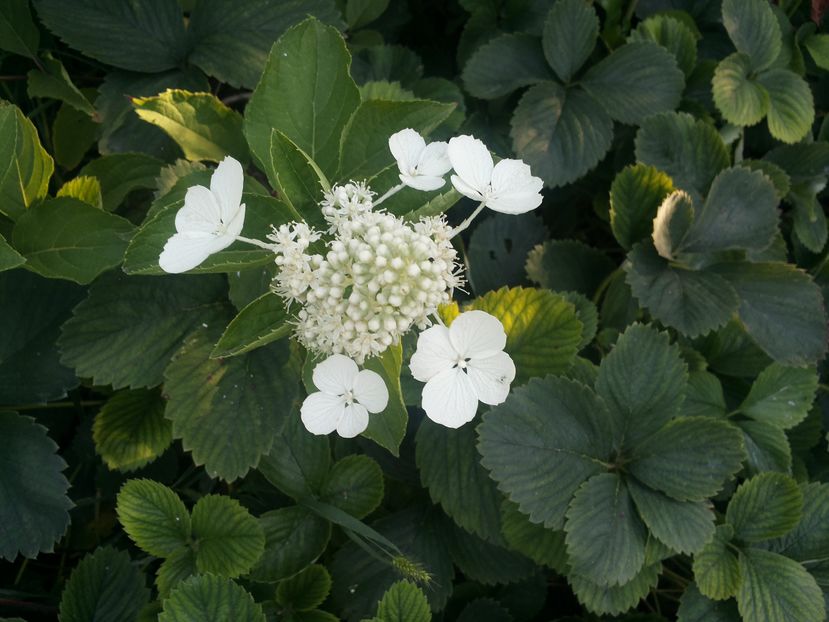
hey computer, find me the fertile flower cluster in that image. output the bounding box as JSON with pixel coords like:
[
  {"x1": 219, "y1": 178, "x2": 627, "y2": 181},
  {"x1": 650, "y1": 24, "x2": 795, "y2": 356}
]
[{"x1": 158, "y1": 128, "x2": 544, "y2": 436}]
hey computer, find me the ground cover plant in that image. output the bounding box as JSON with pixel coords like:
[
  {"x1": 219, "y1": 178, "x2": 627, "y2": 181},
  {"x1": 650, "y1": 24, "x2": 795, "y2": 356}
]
[{"x1": 1, "y1": 0, "x2": 829, "y2": 620}]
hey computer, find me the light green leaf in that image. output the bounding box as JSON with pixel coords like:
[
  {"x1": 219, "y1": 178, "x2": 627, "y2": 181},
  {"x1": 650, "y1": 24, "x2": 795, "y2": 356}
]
[
  {"x1": 462, "y1": 33, "x2": 551, "y2": 99},
  {"x1": 712, "y1": 53, "x2": 769, "y2": 127},
  {"x1": 374, "y1": 581, "x2": 431, "y2": 622},
  {"x1": 628, "y1": 417, "x2": 745, "y2": 501},
  {"x1": 739, "y1": 419, "x2": 792, "y2": 475},
  {"x1": 0, "y1": 0, "x2": 39, "y2": 60},
  {"x1": 80, "y1": 153, "x2": 163, "y2": 212},
  {"x1": 609, "y1": 164, "x2": 674, "y2": 251},
  {"x1": 33, "y1": 0, "x2": 188, "y2": 73},
  {"x1": 693, "y1": 524, "x2": 741, "y2": 601},
  {"x1": 244, "y1": 18, "x2": 360, "y2": 176},
  {"x1": 500, "y1": 499, "x2": 568, "y2": 572},
  {"x1": 211, "y1": 292, "x2": 291, "y2": 358},
  {"x1": 565, "y1": 473, "x2": 647, "y2": 586},
  {"x1": 0, "y1": 102, "x2": 53, "y2": 220},
  {"x1": 268, "y1": 129, "x2": 329, "y2": 231},
  {"x1": 0, "y1": 412, "x2": 72, "y2": 560},
  {"x1": 803, "y1": 33, "x2": 829, "y2": 69},
  {"x1": 93, "y1": 388, "x2": 172, "y2": 472},
  {"x1": 628, "y1": 479, "x2": 715, "y2": 555},
  {"x1": 57, "y1": 176, "x2": 104, "y2": 209},
  {"x1": 0, "y1": 233, "x2": 25, "y2": 272},
  {"x1": 58, "y1": 272, "x2": 226, "y2": 389},
  {"x1": 478, "y1": 376, "x2": 614, "y2": 529},
  {"x1": 27, "y1": 53, "x2": 95, "y2": 116},
  {"x1": 677, "y1": 583, "x2": 741, "y2": 622},
  {"x1": 629, "y1": 14, "x2": 698, "y2": 76},
  {"x1": 524, "y1": 239, "x2": 615, "y2": 297},
  {"x1": 740, "y1": 363, "x2": 818, "y2": 429},
  {"x1": 569, "y1": 562, "x2": 660, "y2": 616},
  {"x1": 766, "y1": 481, "x2": 829, "y2": 562},
  {"x1": 757, "y1": 69, "x2": 815, "y2": 144},
  {"x1": 133, "y1": 90, "x2": 249, "y2": 164},
  {"x1": 467, "y1": 286, "x2": 583, "y2": 384},
  {"x1": 581, "y1": 41, "x2": 684, "y2": 125},
  {"x1": 164, "y1": 324, "x2": 302, "y2": 481},
  {"x1": 116, "y1": 479, "x2": 191, "y2": 558},
  {"x1": 276, "y1": 564, "x2": 331, "y2": 612},
  {"x1": 12, "y1": 197, "x2": 134, "y2": 284},
  {"x1": 58, "y1": 547, "x2": 149, "y2": 622},
  {"x1": 156, "y1": 547, "x2": 197, "y2": 598},
  {"x1": 249, "y1": 506, "x2": 331, "y2": 582},
  {"x1": 634, "y1": 112, "x2": 729, "y2": 199},
  {"x1": 542, "y1": 0, "x2": 598, "y2": 82},
  {"x1": 337, "y1": 99, "x2": 454, "y2": 182},
  {"x1": 737, "y1": 548, "x2": 824, "y2": 622},
  {"x1": 321, "y1": 455, "x2": 384, "y2": 519},
  {"x1": 721, "y1": 0, "x2": 781, "y2": 71},
  {"x1": 510, "y1": 81, "x2": 613, "y2": 188},
  {"x1": 191, "y1": 495, "x2": 266, "y2": 577},
  {"x1": 159, "y1": 575, "x2": 266, "y2": 622},
  {"x1": 710, "y1": 262, "x2": 828, "y2": 366},
  {"x1": 726, "y1": 472, "x2": 803, "y2": 543},
  {"x1": 596, "y1": 323, "x2": 687, "y2": 446},
  {"x1": 361, "y1": 342, "x2": 408, "y2": 456}
]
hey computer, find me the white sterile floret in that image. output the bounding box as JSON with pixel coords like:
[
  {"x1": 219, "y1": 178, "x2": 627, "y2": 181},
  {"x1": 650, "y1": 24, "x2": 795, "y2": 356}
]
[
  {"x1": 409, "y1": 310, "x2": 516, "y2": 428},
  {"x1": 389, "y1": 128, "x2": 451, "y2": 191},
  {"x1": 301, "y1": 354, "x2": 389, "y2": 438},
  {"x1": 447, "y1": 134, "x2": 543, "y2": 215},
  {"x1": 159, "y1": 156, "x2": 246, "y2": 273}
]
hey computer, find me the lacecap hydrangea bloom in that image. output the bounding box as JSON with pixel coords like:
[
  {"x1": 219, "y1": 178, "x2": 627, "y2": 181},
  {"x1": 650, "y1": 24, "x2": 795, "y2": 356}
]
[{"x1": 158, "y1": 129, "x2": 544, "y2": 436}]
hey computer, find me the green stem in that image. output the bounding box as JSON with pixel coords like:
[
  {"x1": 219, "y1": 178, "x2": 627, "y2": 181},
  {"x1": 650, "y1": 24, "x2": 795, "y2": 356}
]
[
  {"x1": 236, "y1": 235, "x2": 276, "y2": 251},
  {"x1": 450, "y1": 201, "x2": 487, "y2": 237},
  {"x1": 374, "y1": 183, "x2": 405, "y2": 207}
]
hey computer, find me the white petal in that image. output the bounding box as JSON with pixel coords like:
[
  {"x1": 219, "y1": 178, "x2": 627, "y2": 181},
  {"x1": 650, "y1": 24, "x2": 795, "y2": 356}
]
[
  {"x1": 409, "y1": 324, "x2": 457, "y2": 382},
  {"x1": 337, "y1": 403, "x2": 370, "y2": 438},
  {"x1": 447, "y1": 135, "x2": 493, "y2": 196},
  {"x1": 313, "y1": 354, "x2": 359, "y2": 395},
  {"x1": 450, "y1": 174, "x2": 486, "y2": 202},
  {"x1": 400, "y1": 173, "x2": 446, "y2": 191},
  {"x1": 158, "y1": 232, "x2": 231, "y2": 273},
  {"x1": 225, "y1": 202, "x2": 246, "y2": 237},
  {"x1": 389, "y1": 128, "x2": 425, "y2": 175},
  {"x1": 301, "y1": 392, "x2": 345, "y2": 435},
  {"x1": 487, "y1": 159, "x2": 543, "y2": 214},
  {"x1": 353, "y1": 369, "x2": 389, "y2": 413},
  {"x1": 210, "y1": 156, "x2": 245, "y2": 224},
  {"x1": 449, "y1": 310, "x2": 507, "y2": 359},
  {"x1": 416, "y1": 141, "x2": 451, "y2": 177},
  {"x1": 467, "y1": 351, "x2": 516, "y2": 406},
  {"x1": 421, "y1": 367, "x2": 479, "y2": 428},
  {"x1": 176, "y1": 185, "x2": 221, "y2": 233}
]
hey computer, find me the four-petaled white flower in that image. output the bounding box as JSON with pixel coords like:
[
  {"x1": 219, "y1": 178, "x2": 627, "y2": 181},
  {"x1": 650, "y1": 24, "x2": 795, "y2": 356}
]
[
  {"x1": 159, "y1": 156, "x2": 246, "y2": 273},
  {"x1": 389, "y1": 128, "x2": 452, "y2": 191},
  {"x1": 447, "y1": 135, "x2": 543, "y2": 214},
  {"x1": 301, "y1": 354, "x2": 389, "y2": 438},
  {"x1": 410, "y1": 310, "x2": 516, "y2": 428}
]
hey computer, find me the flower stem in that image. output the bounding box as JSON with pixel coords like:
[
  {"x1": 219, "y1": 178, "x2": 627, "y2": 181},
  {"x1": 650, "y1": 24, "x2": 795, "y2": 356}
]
[
  {"x1": 450, "y1": 201, "x2": 487, "y2": 237},
  {"x1": 374, "y1": 183, "x2": 405, "y2": 207},
  {"x1": 235, "y1": 235, "x2": 275, "y2": 251}
]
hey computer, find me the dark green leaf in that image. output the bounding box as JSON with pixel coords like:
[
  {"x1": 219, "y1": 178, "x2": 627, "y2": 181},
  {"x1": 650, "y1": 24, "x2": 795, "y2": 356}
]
[
  {"x1": 680, "y1": 371, "x2": 727, "y2": 418},
  {"x1": 0, "y1": 0, "x2": 40, "y2": 60},
  {"x1": 524, "y1": 239, "x2": 615, "y2": 297},
  {"x1": 738, "y1": 419, "x2": 792, "y2": 475},
  {"x1": 191, "y1": 495, "x2": 265, "y2": 577},
  {"x1": 462, "y1": 33, "x2": 551, "y2": 99},
  {"x1": 693, "y1": 524, "x2": 741, "y2": 601},
  {"x1": 249, "y1": 506, "x2": 331, "y2": 582},
  {"x1": 156, "y1": 547, "x2": 197, "y2": 598},
  {"x1": 740, "y1": 363, "x2": 818, "y2": 429},
  {"x1": 321, "y1": 455, "x2": 384, "y2": 519},
  {"x1": 726, "y1": 472, "x2": 803, "y2": 543},
  {"x1": 500, "y1": 499, "x2": 568, "y2": 572},
  {"x1": 362, "y1": 343, "x2": 408, "y2": 456},
  {"x1": 721, "y1": 0, "x2": 781, "y2": 71},
  {"x1": 27, "y1": 53, "x2": 96, "y2": 116},
  {"x1": 569, "y1": 562, "x2": 660, "y2": 616},
  {"x1": 211, "y1": 293, "x2": 291, "y2": 358},
  {"x1": 346, "y1": 0, "x2": 388, "y2": 29},
  {"x1": 609, "y1": 164, "x2": 674, "y2": 251},
  {"x1": 448, "y1": 524, "x2": 535, "y2": 585},
  {"x1": 629, "y1": 14, "x2": 698, "y2": 76},
  {"x1": 268, "y1": 129, "x2": 329, "y2": 231},
  {"x1": 159, "y1": 575, "x2": 266, "y2": 622},
  {"x1": 677, "y1": 583, "x2": 741, "y2": 622},
  {"x1": 276, "y1": 565, "x2": 331, "y2": 612},
  {"x1": 542, "y1": 0, "x2": 599, "y2": 82},
  {"x1": 766, "y1": 481, "x2": 829, "y2": 562},
  {"x1": 0, "y1": 233, "x2": 24, "y2": 272},
  {"x1": 80, "y1": 153, "x2": 163, "y2": 212}
]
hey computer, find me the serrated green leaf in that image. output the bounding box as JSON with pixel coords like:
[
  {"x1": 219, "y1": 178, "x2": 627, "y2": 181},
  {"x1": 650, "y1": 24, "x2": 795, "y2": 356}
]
[
  {"x1": 629, "y1": 417, "x2": 745, "y2": 501},
  {"x1": 596, "y1": 323, "x2": 687, "y2": 446},
  {"x1": 362, "y1": 342, "x2": 408, "y2": 456},
  {"x1": 651, "y1": 190, "x2": 694, "y2": 260},
  {"x1": 726, "y1": 472, "x2": 803, "y2": 543},
  {"x1": 467, "y1": 286, "x2": 583, "y2": 384},
  {"x1": 677, "y1": 583, "x2": 741, "y2": 622},
  {"x1": 249, "y1": 506, "x2": 331, "y2": 582},
  {"x1": 0, "y1": 102, "x2": 53, "y2": 220},
  {"x1": 693, "y1": 524, "x2": 741, "y2": 601},
  {"x1": 346, "y1": 0, "x2": 388, "y2": 28},
  {"x1": 738, "y1": 419, "x2": 792, "y2": 475},
  {"x1": 804, "y1": 33, "x2": 829, "y2": 69},
  {"x1": 635, "y1": 112, "x2": 729, "y2": 200},
  {"x1": 767, "y1": 481, "x2": 829, "y2": 561},
  {"x1": 581, "y1": 41, "x2": 684, "y2": 125},
  {"x1": 695, "y1": 319, "x2": 773, "y2": 379},
  {"x1": 243, "y1": 18, "x2": 360, "y2": 176},
  {"x1": 27, "y1": 53, "x2": 95, "y2": 116},
  {"x1": 0, "y1": 0, "x2": 39, "y2": 60},
  {"x1": 737, "y1": 159, "x2": 790, "y2": 201},
  {"x1": 628, "y1": 479, "x2": 714, "y2": 554},
  {"x1": 757, "y1": 69, "x2": 815, "y2": 144},
  {"x1": 159, "y1": 574, "x2": 266, "y2": 622},
  {"x1": 133, "y1": 90, "x2": 249, "y2": 164},
  {"x1": 569, "y1": 562, "x2": 661, "y2": 616},
  {"x1": 561, "y1": 291, "x2": 598, "y2": 350},
  {"x1": 191, "y1": 495, "x2": 265, "y2": 577},
  {"x1": 57, "y1": 176, "x2": 103, "y2": 209},
  {"x1": 710, "y1": 262, "x2": 828, "y2": 366},
  {"x1": 712, "y1": 53, "x2": 769, "y2": 127},
  {"x1": 722, "y1": 0, "x2": 781, "y2": 72},
  {"x1": 268, "y1": 129, "x2": 329, "y2": 231},
  {"x1": 625, "y1": 243, "x2": 740, "y2": 337},
  {"x1": 629, "y1": 14, "x2": 698, "y2": 76},
  {"x1": 59, "y1": 272, "x2": 226, "y2": 389},
  {"x1": 610, "y1": 164, "x2": 674, "y2": 251},
  {"x1": 565, "y1": 473, "x2": 647, "y2": 586},
  {"x1": 462, "y1": 33, "x2": 551, "y2": 99},
  {"x1": 79, "y1": 153, "x2": 163, "y2": 212},
  {"x1": 500, "y1": 499, "x2": 568, "y2": 572},
  {"x1": 277, "y1": 564, "x2": 331, "y2": 612},
  {"x1": 681, "y1": 371, "x2": 727, "y2": 418},
  {"x1": 510, "y1": 81, "x2": 613, "y2": 188},
  {"x1": 542, "y1": 0, "x2": 598, "y2": 82},
  {"x1": 790, "y1": 187, "x2": 827, "y2": 253},
  {"x1": 59, "y1": 547, "x2": 149, "y2": 622},
  {"x1": 321, "y1": 455, "x2": 384, "y2": 519},
  {"x1": 0, "y1": 233, "x2": 24, "y2": 272},
  {"x1": 448, "y1": 524, "x2": 535, "y2": 586},
  {"x1": 478, "y1": 376, "x2": 614, "y2": 529},
  {"x1": 116, "y1": 479, "x2": 191, "y2": 557},
  {"x1": 156, "y1": 547, "x2": 197, "y2": 598},
  {"x1": 94, "y1": 388, "x2": 172, "y2": 472},
  {"x1": 0, "y1": 412, "x2": 72, "y2": 560},
  {"x1": 374, "y1": 580, "x2": 431, "y2": 622},
  {"x1": 737, "y1": 548, "x2": 824, "y2": 622},
  {"x1": 524, "y1": 239, "x2": 615, "y2": 297},
  {"x1": 740, "y1": 363, "x2": 818, "y2": 429},
  {"x1": 211, "y1": 292, "x2": 291, "y2": 358}
]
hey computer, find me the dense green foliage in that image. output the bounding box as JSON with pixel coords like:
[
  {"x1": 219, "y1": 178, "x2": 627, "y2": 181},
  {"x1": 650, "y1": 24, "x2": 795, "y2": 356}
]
[{"x1": 1, "y1": 0, "x2": 829, "y2": 620}]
